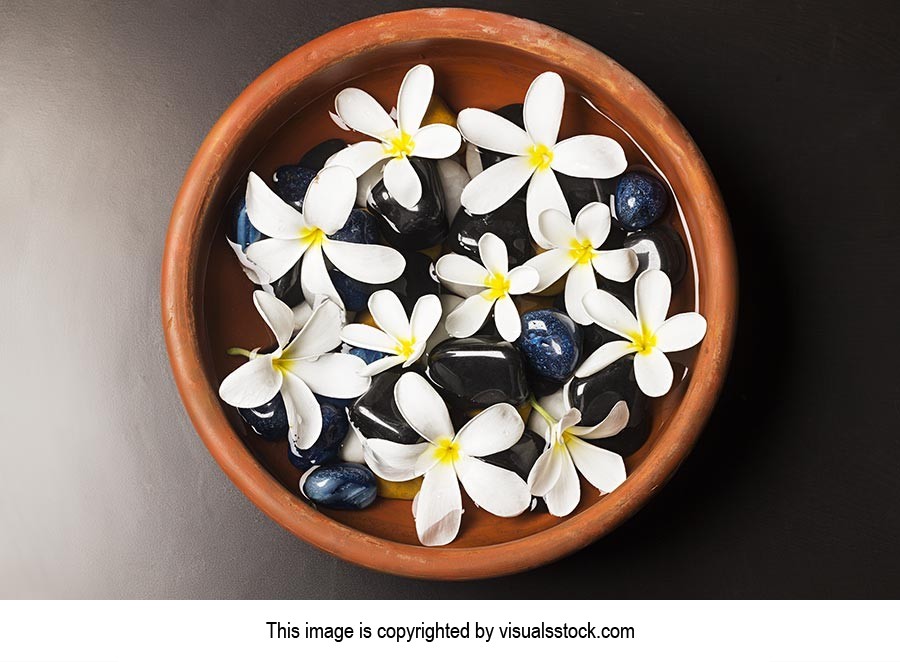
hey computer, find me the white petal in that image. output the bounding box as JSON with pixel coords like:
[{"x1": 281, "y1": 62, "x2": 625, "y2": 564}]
[
  {"x1": 593, "y1": 248, "x2": 639, "y2": 283},
  {"x1": 569, "y1": 400, "x2": 630, "y2": 439},
  {"x1": 478, "y1": 232, "x2": 509, "y2": 275},
  {"x1": 464, "y1": 142, "x2": 483, "y2": 178},
  {"x1": 446, "y1": 294, "x2": 493, "y2": 338},
  {"x1": 574, "y1": 201, "x2": 611, "y2": 247},
  {"x1": 633, "y1": 348, "x2": 674, "y2": 397},
  {"x1": 493, "y1": 295, "x2": 521, "y2": 342},
  {"x1": 397, "y1": 64, "x2": 433, "y2": 135},
  {"x1": 564, "y1": 262, "x2": 597, "y2": 325},
  {"x1": 537, "y1": 388, "x2": 569, "y2": 421},
  {"x1": 460, "y1": 156, "x2": 534, "y2": 215},
  {"x1": 558, "y1": 407, "x2": 583, "y2": 432},
  {"x1": 507, "y1": 265, "x2": 540, "y2": 294},
  {"x1": 551, "y1": 135, "x2": 628, "y2": 178},
  {"x1": 574, "y1": 340, "x2": 635, "y2": 379},
  {"x1": 252, "y1": 290, "x2": 294, "y2": 349},
  {"x1": 226, "y1": 237, "x2": 269, "y2": 286},
  {"x1": 453, "y1": 403, "x2": 524, "y2": 457},
  {"x1": 655, "y1": 312, "x2": 708, "y2": 352},
  {"x1": 409, "y1": 294, "x2": 442, "y2": 344},
  {"x1": 322, "y1": 240, "x2": 405, "y2": 284},
  {"x1": 299, "y1": 245, "x2": 341, "y2": 308},
  {"x1": 581, "y1": 288, "x2": 640, "y2": 339},
  {"x1": 368, "y1": 289, "x2": 411, "y2": 341},
  {"x1": 282, "y1": 296, "x2": 343, "y2": 359},
  {"x1": 415, "y1": 462, "x2": 462, "y2": 546},
  {"x1": 334, "y1": 87, "x2": 396, "y2": 140},
  {"x1": 357, "y1": 354, "x2": 406, "y2": 377},
  {"x1": 425, "y1": 293, "x2": 464, "y2": 353},
  {"x1": 356, "y1": 161, "x2": 384, "y2": 207},
  {"x1": 526, "y1": 168, "x2": 569, "y2": 249},
  {"x1": 567, "y1": 437, "x2": 627, "y2": 493},
  {"x1": 245, "y1": 237, "x2": 305, "y2": 283},
  {"x1": 436, "y1": 158, "x2": 469, "y2": 223},
  {"x1": 244, "y1": 171, "x2": 305, "y2": 239},
  {"x1": 281, "y1": 372, "x2": 322, "y2": 450},
  {"x1": 543, "y1": 445, "x2": 580, "y2": 516},
  {"x1": 218, "y1": 355, "x2": 281, "y2": 408},
  {"x1": 457, "y1": 108, "x2": 532, "y2": 155},
  {"x1": 523, "y1": 248, "x2": 575, "y2": 292},
  {"x1": 434, "y1": 254, "x2": 489, "y2": 288},
  {"x1": 303, "y1": 166, "x2": 357, "y2": 234},
  {"x1": 283, "y1": 353, "x2": 370, "y2": 399},
  {"x1": 394, "y1": 372, "x2": 455, "y2": 443},
  {"x1": 538, "y1": 207, "x2": 576, "y2": 248},
  {"x1": 635, "y1": 269, "x2": 672, "y2": 334},
  {"x1": 383, "y1": 156, "x2": 422, "y2": 210},
  {"x1": 411, "y1": 123, "x2": 461, "y2": 159},
  {"x1": 291, "y1": 301, "x2": 312, "y2": 331},
  {"x1": 455, "y1": 455, "x2": 530, "y2": 517},
  {"x1": 326, "y1": 141, "x2": 387, "y2": 177},
  {"x1": 363, "y1": 437, "x2": 431, "y2": 481},
  {"x1": 339, "y1": 323, "x2": 397, "y2": 353},
  {"x1": 339, "y1": 424, "x2": 365, "y2": 463},
  {"x1": 527, "y1": 446, "x2": 562, "y2": 497},
  {"x1": 523, "y1": 71, "x2": 564, "y2": 147}
]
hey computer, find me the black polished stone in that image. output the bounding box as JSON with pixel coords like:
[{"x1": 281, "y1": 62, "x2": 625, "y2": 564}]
[
  {"x1": 446, "y1": 198, "x2": 534, "y2": 268},
  {"x1": 270, "y1": 261, "x2": 304, "y2": 307},
  {"x1": 478, "y1": 104, "x2": 524, "y2": 171},
  {"x1": 590, "y1": 411, "x2": 651, "y2": 457},
  {"x1": 237, "y1": 392, "x2": 288, "y2": 441},
  {"x1": 426, "y1": 336, "x2": 530, "y2": 410},
  {"x1": 566, "y1": 355, "x2": 648, "y2": 429},
  {"x1": 348, "y1": 369, "x2": 424, "y2": 445},
  {"x1": 556, "y1": 172, "x2": 620, "y2": 220},
  {"x1": 624, "y1": 224, "x2": 688, "y2": 284},
  {"x1": 298, "y1": 138, "x2": 347, "y2": 171},
  {"x1": 367, "y1": 157, "x2": 447, "y2": 251},
  {"x1": 331, "y1": 248, "x2": 439, "y2": 313},
  {"x1": 483, "y1": 428, "x2": 546, "y2": 480}
]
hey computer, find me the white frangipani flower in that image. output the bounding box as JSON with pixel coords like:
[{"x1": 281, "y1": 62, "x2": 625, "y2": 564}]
[
  {"x1": 361, "y1": 372, "x2": 531, "y2": 546},
  {"x1": 339, "y1": 290, "x2": 442, "y2": 377},
  {"x1": 218, "y1": 291, "x2": 370, "y2": 450},
  {"x1": 457, "y1": 71, "x2": 628, "y2": 249},
  {"x1": 527, "y1": 389, "x2": 629, "y2": 517},
  {"x1": 328, "y1": 64, "x2": 462, "y2": 210},
  {"x1": 244, "y1": 166, "x2": 405, "y2": 308},
  {"x1": 435, "y1": 233, "x2": 538, "y2": 342},
  {"x1": 577, "y1": 269, "x2": 708, "y2": 397},
  {"x1": 523, "y1": 202, "x2": 638, "y2": 325}
]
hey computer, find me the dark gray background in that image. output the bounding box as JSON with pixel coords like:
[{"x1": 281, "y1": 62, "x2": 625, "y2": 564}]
[{"x1": 2, "y1": 0, "x2": 898, "y2": 598}]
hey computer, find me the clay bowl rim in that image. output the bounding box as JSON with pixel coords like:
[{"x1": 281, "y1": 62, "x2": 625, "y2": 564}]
[{"x1": 161, "y1": 7, "x2": 737, "y2": 581}]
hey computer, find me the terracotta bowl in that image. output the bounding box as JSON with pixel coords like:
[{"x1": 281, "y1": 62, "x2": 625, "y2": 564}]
[{"x1": 162, "y1": 8, "x2": 736, "y2": 580}]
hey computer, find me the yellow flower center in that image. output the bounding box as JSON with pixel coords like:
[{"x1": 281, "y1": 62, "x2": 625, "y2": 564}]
[
  {"x1": 527, "y1": 143, "x2": 554, "y2": 170},
  {"x1": 628, "y1": 325, "x2": 658, "y2": 356},
  {"x1": 568, "y1": 238, "x2": 596, "y2": 265},
  {"x1": 482, "y1": 272, "x2": 511, "y2": 301},
  {"x1": 433, "y1": 437, "x2": 460, "y2": 464},
  {"x1": 299, "y1": 226, "x2": 326, "y2": 247},
  {"x1": 394, "y1": 337, "x2": 417, "y2": 360},
  {"x1": 384, "y1": 131, "x2": 416, "y2": 159}
]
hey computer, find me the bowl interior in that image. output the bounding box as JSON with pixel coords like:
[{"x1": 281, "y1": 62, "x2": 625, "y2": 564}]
[{"x1": 199, "y1": 38, "x2": 702, "y2": 548}]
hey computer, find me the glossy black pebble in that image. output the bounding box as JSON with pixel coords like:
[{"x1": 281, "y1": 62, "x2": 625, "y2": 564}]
[
  {"x1": 447, "y1": 198, "x2": 534, "y2": 268},
  {"x1": 368, "y1": 157, "x2": 447, "y2": 251},
  {"x1": 478, "y1": 104, "x2": 524, "y2": 171},
  {"x1": 566, "y1": 355, "x2": 648, "y2": 430},
  {"x1": 238, "y1": 392, "x2": 288, "y2": 441},
  {"x1": 515, "y1": 309, "x2": 582, "y2": 384},
  {"x1": 301, "y1": 462, "x2": 377, "y2": 510},
  {"x1": 624, "y1": 224, "x2": 687, "y2": 284},
  {"x1": 287, "y1": 402, "x2": 349, "y2": 471},
  {"x1": 614, "y1": 171, "x2": 668, "y2": 230},
  {"x1": 298, "y1": 138, "x2": 347, "y2": 171},
  {"x1": 349, "y1": 369, "x2": 424, "y2": 445},
  {"x1": 483, "y1": 429, "x2": 546, "y2": 480}
]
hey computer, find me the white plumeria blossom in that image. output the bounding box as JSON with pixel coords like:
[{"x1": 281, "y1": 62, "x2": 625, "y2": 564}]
[
  {"x1": 524, "y1": 202, "x2": 638, "y2": 325},
  {"x1": 328, "y1": 64, "x2": 462, "y2": 210},
  {"x1": 339, "y1": 290, "x2": 442, "y2": 377},
  {"x1": 577, "y1": 269, "x2": 708, "y2": 397},
  {"x1": 434, "y1": 233, "x2": 538, "y2": 342},
  {"x1": 457, "y1": 71, "x2": 628, "y2": 249},
  {"x1": 218, "y1": 291, "x2": 370, "y2": 451},
  {"x1": 527, "y1": 388, "x2": 629, "y2": 517},
  {"x1": 243, "y1": 165, "x2": 405, "y2": 308},
  {"x1": 361, "y1": 372, "x2": 531, "y2": 546}
]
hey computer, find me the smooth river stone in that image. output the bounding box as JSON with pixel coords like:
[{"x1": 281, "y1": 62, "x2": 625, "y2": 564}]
[
  {"x1": 287, "y1": 402, "x2": 349, "y2": 471},
  {"x1": 566, "y1": 355, "x2": 648, "y2": 430},
  {"x1": 272, "y1": 164, "x2": 315, "y2": 211},
  {"x1": 367, "y1": 157, "x2": 447, "y2": 251},
  {"x1": 227, "y1": 195, "x2": 261, "y2": 250},
  {"x1": 446, "y1": 198, "x2": 534, "y2": 268},
  {"x1": 301, "y1": 462, "x2": 377, "y2": 510},
  {"x1": 515, "y1": 309, "x2": 582, "y2": 385},
  {"x1": 483, "y1": 429, "x2": 547, "y2": 480},
  {"x1": 614, "y1": 171, "x2": 668, "y2": 230},
  {"x1": 348, "y1": 369, "x2": 424, "y2": 445},
  {"x1": 624, "y1": 224, "x2": 687, "y2": 284},
  {"x1": 298, "y1": 138, "x2": 347, "y2": 171},
  {"x1": 556, "y1": 172, "x2": 620, "y2": 222},
  {"x1": 238, "y1": 392, "x2": 288, "y2": 441},
  {"x1": 426, "y1": 336, "x2": 530, "y2": 410}
]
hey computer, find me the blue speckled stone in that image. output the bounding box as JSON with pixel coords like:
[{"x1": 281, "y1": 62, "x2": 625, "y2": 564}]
[
  {"x1": 329, "y1": 208, "x2": 380, "y2": 244},
  {"x1": 273, "y1": 165, "x2": 316, "y2": 211},
  {"x1": 228, "y1": 195, "x2": 261, "y2": 250},
  {"x1": 288, "y1": 402, "x2": 349, "y2": 471},
  {"x1": 515, "y1": 309, "x2": 583, "y2": 385},
  {"x1": 349, "y1": 346, "x2": 387, "y2": 365},
  {"x1": 238, "y1": 392, "x2": 288, "y2": 441},
  {"x1": 614, "y1": 171, "x2": 668, "y2": 230},
  {"x1": 302, "y1": 462, "x2": 377, "y2": 510}
]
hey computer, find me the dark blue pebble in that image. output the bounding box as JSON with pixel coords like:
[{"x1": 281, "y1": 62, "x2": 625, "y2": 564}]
[
  {"x1": 301, "y1": 462, "x2": 377, "y2": 510},
  {"x1": 515, "y1": 309, "x2": 582, "y2": 384},
  {"x1": 228, "y1": 195, "x2": 261, "y2": 250},
  {"x1": 614, "y1": 171, "x2": 668, "y2": 230},
  {"x1": 325, "y1": 209, "x2": 381, "y2": 311},
  {"x1": 288, "y1": 402, "x2": 349, "y2": 471},
  {"x1": 272, "y1": 165, "x2": 316, "y2": 211},
  {"x1": 329, "y1": 208, "x2": 380, "y2": 244},
  {"x1": 238, "y1": 392, "x2": 288, "y2": 441},
  {"x1": 349, "y1": 346, "x2": 387, "y2": 365}
]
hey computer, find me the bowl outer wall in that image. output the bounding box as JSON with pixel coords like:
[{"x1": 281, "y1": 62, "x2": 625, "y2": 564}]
[{"x1": 161, "y1": 8, "x2": 737, "y2": 580}]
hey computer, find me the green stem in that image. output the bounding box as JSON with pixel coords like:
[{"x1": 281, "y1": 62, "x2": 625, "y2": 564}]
[
  {"x1": 529, "y1": 397, "x2": 557, "y2": 426},
  {"x1": 226, "y1": 347, "x2": 253, "y2": 359}
]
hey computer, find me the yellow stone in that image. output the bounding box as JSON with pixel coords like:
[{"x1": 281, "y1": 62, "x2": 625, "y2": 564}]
[
  {"x1": 419, "y1": 243, "x2": 443, "y2": 260},
  {"x1": 376, "y1": 476, "x2": 423, "y2": 500},
  {"x1": 422, "y1": 95, "x2": 457, "y2": 128}
]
